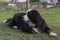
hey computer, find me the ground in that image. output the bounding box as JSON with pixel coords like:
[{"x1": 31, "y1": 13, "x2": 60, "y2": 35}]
[{"x1": 0, "y1": 8, "x2": 60, "y2": 40}]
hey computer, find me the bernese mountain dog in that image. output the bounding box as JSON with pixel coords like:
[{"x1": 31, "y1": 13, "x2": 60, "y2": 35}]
[{"x1": 3, "y1": 9, "x2": 57, "y2": 37}]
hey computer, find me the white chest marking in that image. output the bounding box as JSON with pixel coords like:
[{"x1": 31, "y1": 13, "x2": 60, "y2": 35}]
[
  {"x1": 23, "y1": 14, "x2": 35, "y2": 27},
  {"x1": 27, "y1": 21, "x2": 35, "y2": 27},
  {"x1": 23, "y1": 15, "x2": 29, "y2": 21}
]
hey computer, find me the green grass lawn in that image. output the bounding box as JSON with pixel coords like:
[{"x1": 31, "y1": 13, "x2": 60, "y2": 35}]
[{"x1": 0, "y1": 8, "x2": 60, "y2": 40}]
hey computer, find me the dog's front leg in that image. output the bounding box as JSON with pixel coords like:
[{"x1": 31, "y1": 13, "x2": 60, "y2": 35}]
[{"x1": 32, "y1": 27, "x2": 40, "y2": 33}]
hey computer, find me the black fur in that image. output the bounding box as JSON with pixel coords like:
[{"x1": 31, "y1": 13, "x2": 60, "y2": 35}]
[
  {"x1": 6, "y1": 10, "x2": 51, "y2": 33},
  {"x1": 27, "y1": 10, "x2": 51, "y2": 33}
]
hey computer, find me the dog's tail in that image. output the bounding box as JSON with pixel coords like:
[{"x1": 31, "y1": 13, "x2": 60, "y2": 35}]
[{"x1": 3, "y1": 18, "x2": 12, "y2": 23}]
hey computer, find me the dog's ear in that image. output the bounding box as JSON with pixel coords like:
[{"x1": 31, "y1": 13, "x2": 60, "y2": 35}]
[
  {"x1": 28, "y1": 10, "x2": 40, "y2": 18},
  {"x1": 27, "y1": 10, "x2": 41, "y2": 23}
]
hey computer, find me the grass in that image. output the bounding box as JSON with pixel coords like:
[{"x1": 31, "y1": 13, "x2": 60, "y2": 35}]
[{"x1": 0, "y1": 8, "x2": 60, "y2": 40}]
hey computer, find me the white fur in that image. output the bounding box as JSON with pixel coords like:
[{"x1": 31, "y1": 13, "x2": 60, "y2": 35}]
[
  {"x1": 26, "y1": 9, "x2": 32, "y2": 13},
  {"x1": 23, "y1": 9, "x2": 33, "y2": 22},
  {"x1": 27, "y1": 21, "x2": 35, "y2": 27},
  {"x1": 23, "y1": 14, "x2": 35, "y2": 27},
  {"x1": 23, "y1": 15, "x2": 29, "y2": 21},
  {"x1": 13, "y1": 26, "x2": 17, "y2": 29},
  {"x1": 49, "y1": 32, "x2": 57, "y2": 37},
  {"x1": 23, "y1": 9, "x2": 35, "y2": 27},
  {"x1": 32, "y1": 28, "x2": 40, "y2": 33},
  {"x1": 3, "y1": 20, "x2": 7, "y2": 23},
  {"x1": 23, "y1": 9, "x2": 39, "y2": 33}
]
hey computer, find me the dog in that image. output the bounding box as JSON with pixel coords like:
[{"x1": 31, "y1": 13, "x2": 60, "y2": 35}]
[{"x1": 3, "y1": 9, "x2": 57, "y2": 37}]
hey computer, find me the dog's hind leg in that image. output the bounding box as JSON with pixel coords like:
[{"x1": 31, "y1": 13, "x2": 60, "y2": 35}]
[{"x1": 40, "y1": 20, "x2": 57, "y2": 37}]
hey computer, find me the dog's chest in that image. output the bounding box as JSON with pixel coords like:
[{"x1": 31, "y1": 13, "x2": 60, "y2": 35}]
[{"x1": 23, "y1": 15, "x2": 35, "y2": 27}]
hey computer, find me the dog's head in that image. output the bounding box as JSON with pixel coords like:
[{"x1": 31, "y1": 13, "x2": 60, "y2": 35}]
[{"x1": 27, "y1": 9, "x2": 42, "y2": 24}]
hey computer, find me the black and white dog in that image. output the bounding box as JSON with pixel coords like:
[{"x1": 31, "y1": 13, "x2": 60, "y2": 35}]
[{"x1": 3, "y1": 9, "x2": 57, "y2": 37}]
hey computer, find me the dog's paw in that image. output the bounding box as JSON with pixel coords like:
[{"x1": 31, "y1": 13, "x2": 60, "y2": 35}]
[
  {"x1": 32, "y1": 28, "x2": 40, "y2": 33},
  {"x1": 3, "y1": 19, "x2": 7, "y2": 23},
  {"x1": 13, "y1": 26, "x2": 18, "y2": 29},
  {"x1": 49, "y1": 32, "x2": 57, "y2": 37}
]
